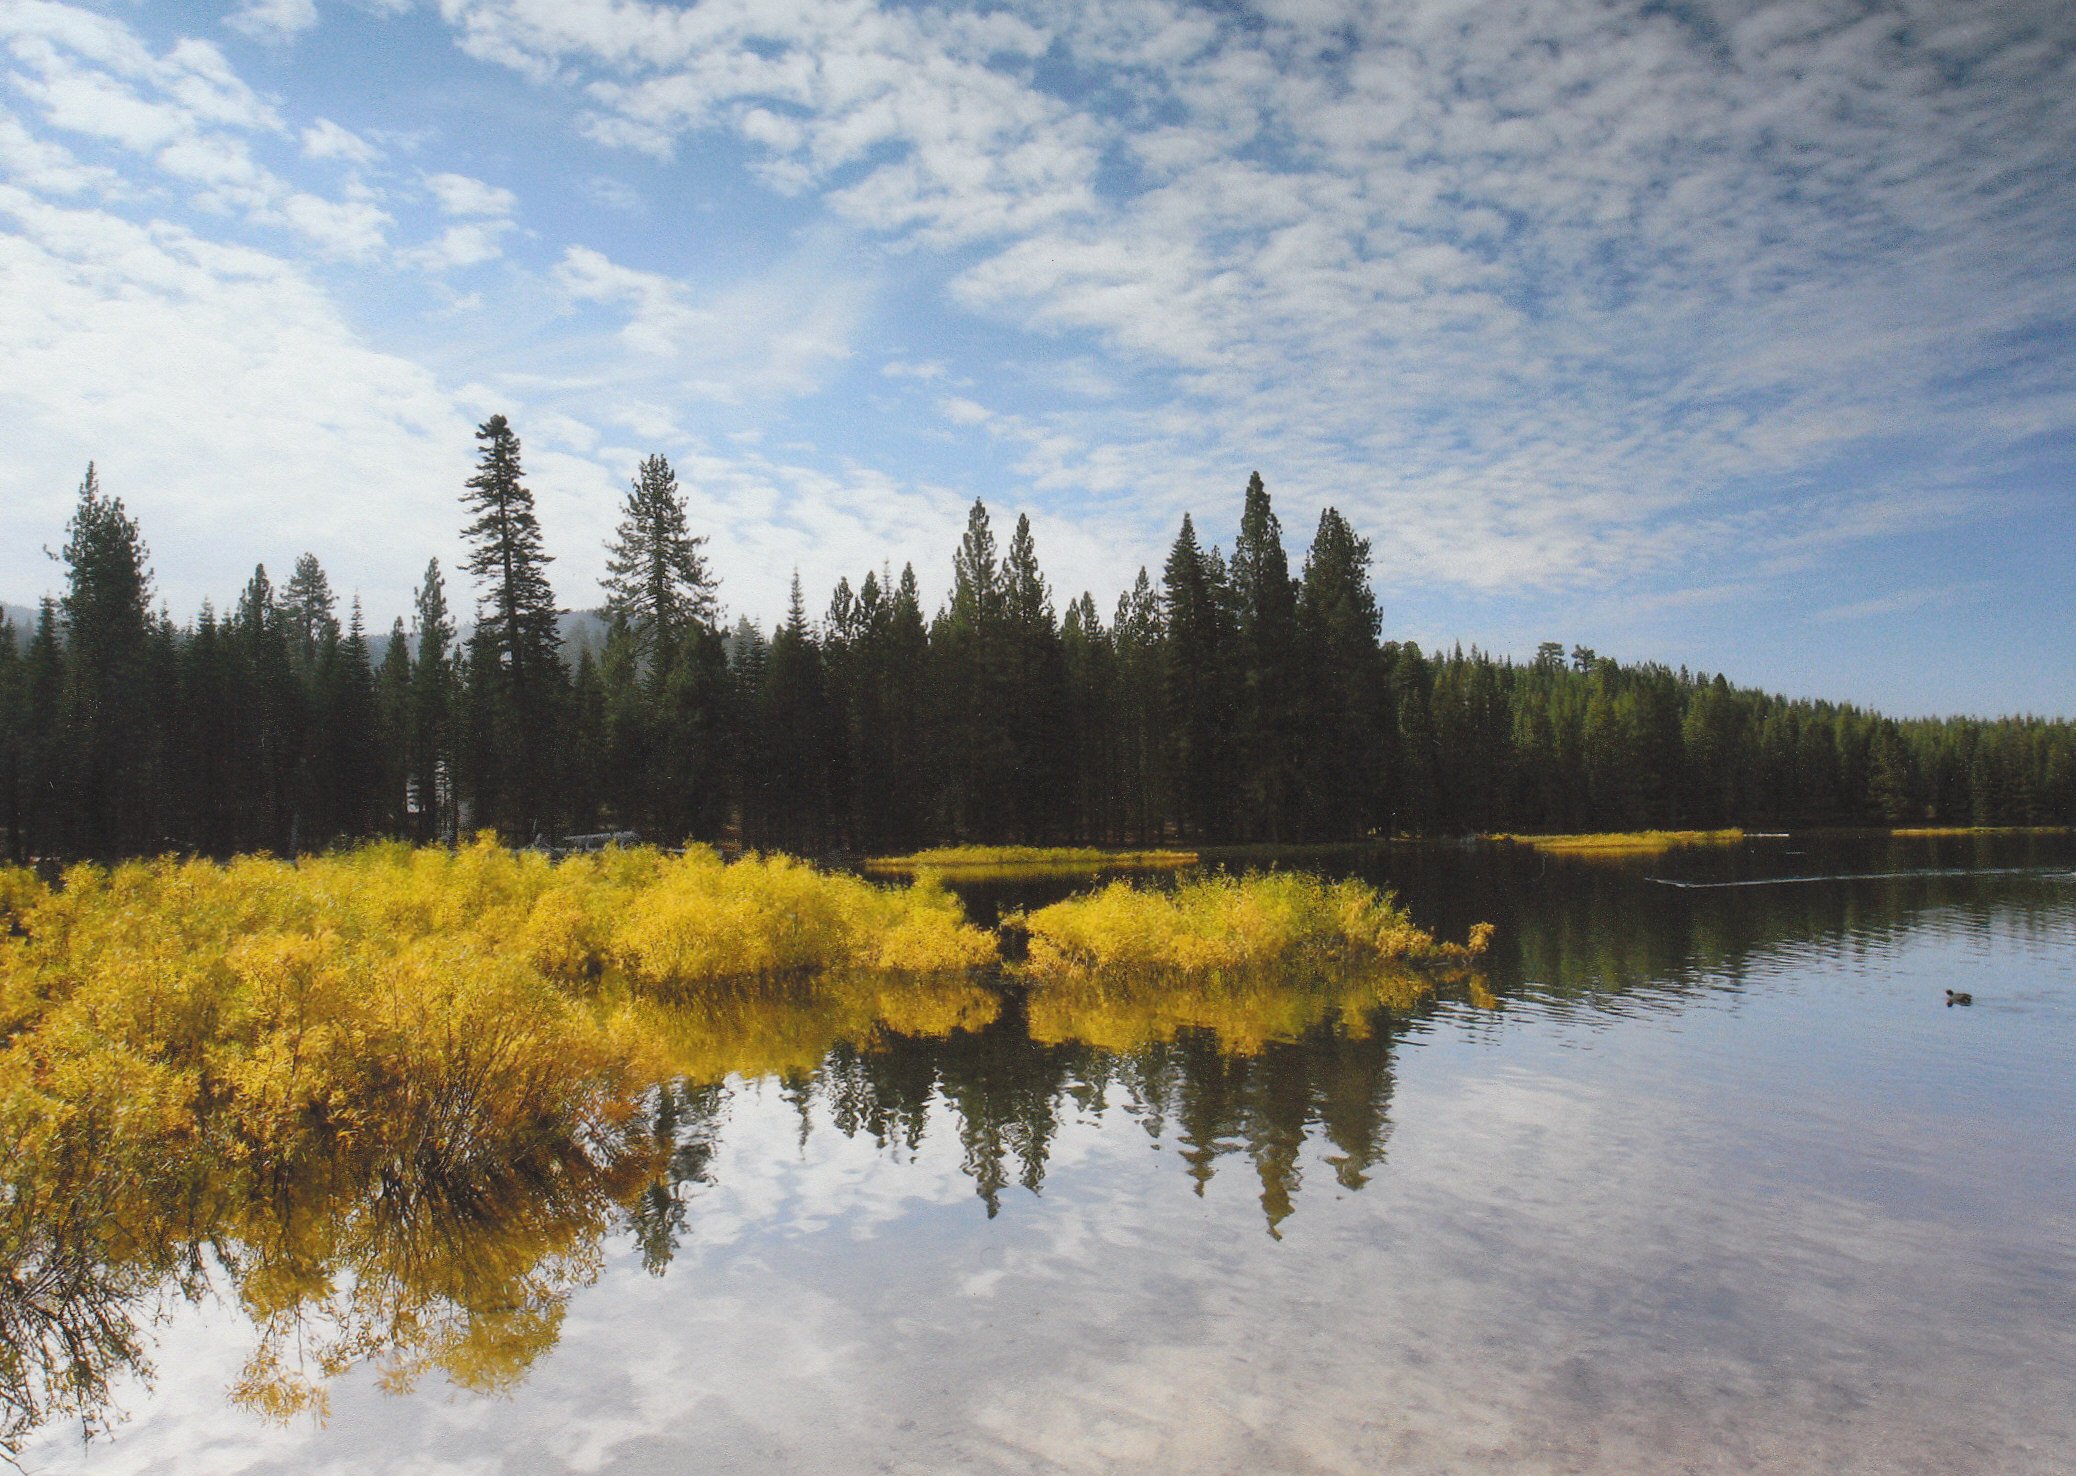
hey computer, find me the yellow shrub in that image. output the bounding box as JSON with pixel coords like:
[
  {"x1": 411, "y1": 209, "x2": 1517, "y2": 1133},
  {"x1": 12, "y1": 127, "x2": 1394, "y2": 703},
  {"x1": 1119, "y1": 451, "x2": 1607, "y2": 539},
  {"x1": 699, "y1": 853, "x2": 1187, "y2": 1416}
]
[
  {"x1": 607, "y1": 848, "x2": 997, "y2": 987},
  {"x1": 0, "y1": 841, "x2": 997, "y2": 1187},
  {"x1": 0, "y1": 866, "x2": 49, "y2": 932},
  {"x1": 1016, "y1": 871, "x2": 1491, "y2": 978}
]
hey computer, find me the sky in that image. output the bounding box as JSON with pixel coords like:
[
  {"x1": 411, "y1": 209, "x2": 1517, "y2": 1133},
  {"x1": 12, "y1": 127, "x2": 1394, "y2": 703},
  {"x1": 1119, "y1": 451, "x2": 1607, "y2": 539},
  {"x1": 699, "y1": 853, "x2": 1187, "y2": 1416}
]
[{"x1": 1, "y1": 0, "x2": 2071, "y2": 718}]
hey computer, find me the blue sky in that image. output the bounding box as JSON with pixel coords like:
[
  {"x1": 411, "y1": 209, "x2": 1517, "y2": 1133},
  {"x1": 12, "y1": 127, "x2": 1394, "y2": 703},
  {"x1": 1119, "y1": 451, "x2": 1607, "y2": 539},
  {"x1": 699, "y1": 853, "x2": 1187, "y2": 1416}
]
[{"x1": 1, "y1": 0, "x2": 2071, "y2": 717}]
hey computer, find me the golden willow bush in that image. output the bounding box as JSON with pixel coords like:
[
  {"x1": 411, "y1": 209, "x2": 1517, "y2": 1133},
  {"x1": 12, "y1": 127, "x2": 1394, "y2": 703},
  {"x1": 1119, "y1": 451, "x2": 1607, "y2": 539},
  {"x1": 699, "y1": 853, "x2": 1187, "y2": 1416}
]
[
  {"x1": 1013, "y1": 870, "x2": 1493, "y2": 978},
  {"x1": 0, "y1": 841, "x2": 995, "y2": 1185}
]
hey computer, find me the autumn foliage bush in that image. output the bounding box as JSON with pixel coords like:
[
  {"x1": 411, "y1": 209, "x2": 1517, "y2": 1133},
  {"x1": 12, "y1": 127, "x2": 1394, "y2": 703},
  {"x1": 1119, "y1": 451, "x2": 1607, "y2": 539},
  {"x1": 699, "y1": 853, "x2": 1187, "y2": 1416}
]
[
  {"x1": 1013, "y1": 870, "x2": 1493, "y2": 978},
  {"x1": 0, "y1": 841, "x2": 996, "y2": 1192}
]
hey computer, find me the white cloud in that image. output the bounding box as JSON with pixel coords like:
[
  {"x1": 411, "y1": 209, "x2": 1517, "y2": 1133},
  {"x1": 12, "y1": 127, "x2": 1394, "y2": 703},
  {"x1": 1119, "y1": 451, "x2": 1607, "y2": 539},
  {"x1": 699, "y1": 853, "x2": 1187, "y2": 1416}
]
[
  {"x1": 2, "y1": 5, "x2": 391, "y2": 258},
  {"x1": 1810, "y1": 581, "x2": 1994, "y2": 625},
  {"x1": 401, "y1": 172, "x2": 520, "y2": 269},
  {"x1": 881, "y1": 358, "x2": 946, "y2": 381},
  {"x1": 403, "y1": 219, "x2": 510, "y2": 270},
  {"x1": 424, "y1": 169, "x2": 516, "y2": 219},
  {"x1": 554, "y1": 243, "x2": 697, "y2": 354},
  {"x1": 300, "y1": 116, "x2": 380, "y2": 165},
  {"x1": 582, "y1": 173, "x2": 644, "y2": 212},
  {"x1": 275, "y1": 188, "x2": 391, "y2": 257},
  {"x1": 226, "y1": 0, "x2": 320, "y2": 45},
  {"x1": 551, "y1": 239, "x2": 869, "y2": 402},
  {"x1": 0, "y1": 185, "x2": 474, "y2": 621},
  {"x1": 0, "y1": 103, "x2": 123, "y2": 195}
]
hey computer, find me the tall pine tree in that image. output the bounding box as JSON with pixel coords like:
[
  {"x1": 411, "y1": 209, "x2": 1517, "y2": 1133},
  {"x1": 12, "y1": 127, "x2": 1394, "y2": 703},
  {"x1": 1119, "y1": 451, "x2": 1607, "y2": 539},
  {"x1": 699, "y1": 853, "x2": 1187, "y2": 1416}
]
[
  {"x1": 57, "y1": 464, "x2": 157, "y2": 855},
  {"x1": 601, "y1": 453, "x2": 716, "y2": 678},
  {"x1": 1230, "y1": 472, "x2": 1299, "y2": 840},
  {"x1": 1295, "y1": 508, "x2": 1382, "y2": 839},
  {"x1": 1162, "y1": 514, "x2": 1239, "y2": 841},
  {"x1": 458, "y1": 414, "x2": 561, "y2": 837}
]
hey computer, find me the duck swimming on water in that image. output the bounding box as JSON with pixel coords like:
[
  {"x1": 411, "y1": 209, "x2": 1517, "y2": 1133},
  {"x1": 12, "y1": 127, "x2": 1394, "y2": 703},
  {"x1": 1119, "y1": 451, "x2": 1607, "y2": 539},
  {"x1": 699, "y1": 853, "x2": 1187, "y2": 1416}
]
[{"x1": 1946, "y1": 990, "x2": 1973, "y2": 1007}]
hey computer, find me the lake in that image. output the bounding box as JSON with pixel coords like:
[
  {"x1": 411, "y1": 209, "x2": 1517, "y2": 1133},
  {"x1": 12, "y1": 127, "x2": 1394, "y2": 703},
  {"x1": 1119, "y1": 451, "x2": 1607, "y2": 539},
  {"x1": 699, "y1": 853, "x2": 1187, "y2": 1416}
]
[{"x1": 12, "y1": 833, "x2": 2075, "y2": 1473}]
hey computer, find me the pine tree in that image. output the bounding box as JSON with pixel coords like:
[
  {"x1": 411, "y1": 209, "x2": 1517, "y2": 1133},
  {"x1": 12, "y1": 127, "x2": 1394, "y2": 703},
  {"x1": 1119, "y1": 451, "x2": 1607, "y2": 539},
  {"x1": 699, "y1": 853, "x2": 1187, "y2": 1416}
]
[
  {"x1": 458, "y1": 414, "x2": 561, "y2": 837},
  {"x1": 1161, "y1": 514, "x2": 1238, "y2": 840},
  {"x1": 653, "y1": 618, "x2": 731, "y2": 842},
  {"x1": 233, "y1": 565, "x2": 307, "y2": 851},
  {"x1": 139, "y1": 608, "x2": 183, "y2": 850},
  {"x1": 821, "y1": 577, "x2": 859, "y2": 846},
  {"x1": 940, "y1": 500, "x2": 1013, "y2": 838},
  {"x1": 1113, "y1": 569, "x2": 1166, "y2": 843},
  {"x1": 21, "y1": 603, "x2": 64, "y2": 859},
  {"x1": 759, "y1": 576, "x2": 830, "y2": 853},
  {"x1": 57, "y1": 464, "x2": 157, "y2": 855},
  {"x1": 0, "y1": 610, "x2": 20, "y2": 861},
  {"x1": 882, "y1": 564, "x2": 934, "y2": 849},
  {"x1": 1002, "y1": 513, "x2": 1067, "y2": 841},
  {"x1": 1061, "y1": 592, "x2": 1118, "y2": 842},
  {"x1": 178, "y1": 602, "x2": 235, "y2": 853},
  {"x1": 409, "y1": 558, "x2": 456, "y2": 842},
  {"x1": 1390, "y1": 641, "x2": 1436, "y2": 835},
  {"x1": 564, "y1": 646, "x2": 608, "y2": 833},
  {"x1": 318, "y1": 599, "x2": 381, "y2": 840},
  {"x1": 281, "y1": 553, "x2": 340, "y2": 674},
  {"x1": 1229, "y1": 472, "x2": 1299, "y2": 840},
  {"x1": 375, "y1": 619, "x2": 413, "y2": 834},
  {"x1": 597, "y1": 613, "x2": 650, "y2": 831},
  {"x1": 835, "y1": 569, "x2": 889, "y2": 849},
  {"x1": 1295, "y1": 508, "x2": 1382, "y2": 838},
  {"x1": 725, "y1": 617, "x2": 771, "y2": 841},
  {"x1": 601, "y1": 453, "x2": 716, "y2": 677}
]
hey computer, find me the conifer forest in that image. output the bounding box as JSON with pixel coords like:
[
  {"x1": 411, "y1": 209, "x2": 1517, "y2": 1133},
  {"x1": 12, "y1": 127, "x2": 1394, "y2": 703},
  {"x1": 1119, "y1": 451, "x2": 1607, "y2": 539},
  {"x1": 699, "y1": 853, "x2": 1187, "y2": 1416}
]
[{"x1": 5, "y1": 414, "x2": 2071, "y2": 865}]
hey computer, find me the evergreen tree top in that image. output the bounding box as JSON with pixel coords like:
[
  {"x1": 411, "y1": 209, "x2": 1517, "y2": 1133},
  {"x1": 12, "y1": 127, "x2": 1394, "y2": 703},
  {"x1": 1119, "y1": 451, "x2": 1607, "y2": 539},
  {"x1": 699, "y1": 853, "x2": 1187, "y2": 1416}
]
[
  {"x1": 1299, "y1": 507, "x2": 1380, "y2": 645},
  {"x1": 459, "y1": 413, "x2": 559, "y2": 669},
  {"x1": 413, "y1": 557, "x2": 454, "y2": 660},
  {"x1": 58, "y1": 462, "x2": 154, "y2": 646},
  {"x1": 601, "y1": 452, "x2": 716, "y2": 664},
  {"x1": 1004, "y1": 512, "x2": 1054, "y2": 628},
  {"x1": 951, "y1": 499, "x2": 1000, "y2": 626}
]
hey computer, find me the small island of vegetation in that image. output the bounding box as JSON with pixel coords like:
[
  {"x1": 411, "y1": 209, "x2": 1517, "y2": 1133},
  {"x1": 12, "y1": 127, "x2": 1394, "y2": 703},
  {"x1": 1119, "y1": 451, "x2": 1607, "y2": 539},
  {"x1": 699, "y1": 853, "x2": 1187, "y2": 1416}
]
[
  {"x1": 1015, "y1": 871, "x2": 1493, "y2": 977},
  {"x1": 863, "y1": 845, "x2": 1198, "y2": 878},
  {"x1": 1489, "y1": 829, "x2": 1747, "y2": 856}
]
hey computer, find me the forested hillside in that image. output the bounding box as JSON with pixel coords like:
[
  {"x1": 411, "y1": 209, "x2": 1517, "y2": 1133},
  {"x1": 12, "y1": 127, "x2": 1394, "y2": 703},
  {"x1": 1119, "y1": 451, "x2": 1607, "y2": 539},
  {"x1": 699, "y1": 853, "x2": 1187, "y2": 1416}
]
[{"x1": 4, "y1": 419, "x2": 2069, "y2": 862}]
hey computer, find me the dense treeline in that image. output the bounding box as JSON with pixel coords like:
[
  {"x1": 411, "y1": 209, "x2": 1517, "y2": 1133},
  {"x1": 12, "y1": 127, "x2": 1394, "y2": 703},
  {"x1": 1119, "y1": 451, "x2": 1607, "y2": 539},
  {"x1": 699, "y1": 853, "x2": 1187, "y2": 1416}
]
[{"x1": 3, "y1": 423, "x2": 2071, "y2": 862}]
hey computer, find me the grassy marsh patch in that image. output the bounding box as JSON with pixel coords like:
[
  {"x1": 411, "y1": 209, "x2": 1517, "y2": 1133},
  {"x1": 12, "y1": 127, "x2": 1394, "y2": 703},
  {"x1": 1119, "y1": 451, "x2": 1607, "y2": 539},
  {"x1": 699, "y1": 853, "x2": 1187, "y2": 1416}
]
[
  {"x1": 1886, "y1": 825, "x2": 2073, "y2": 838},
  {"x1": 862, "y1": 845, "x2": 1199, "y2": 879},
  {"x1": 1488, "y1": 828, "x2": 1746, "y2": 856}
]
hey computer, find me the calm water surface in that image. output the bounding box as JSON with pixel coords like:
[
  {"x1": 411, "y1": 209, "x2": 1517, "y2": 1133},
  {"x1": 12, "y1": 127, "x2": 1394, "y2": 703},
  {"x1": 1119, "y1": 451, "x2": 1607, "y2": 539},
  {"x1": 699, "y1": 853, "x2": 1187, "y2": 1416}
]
[{"x1": 17, "y1": 834, "x2": 2076, "y2": 1473}]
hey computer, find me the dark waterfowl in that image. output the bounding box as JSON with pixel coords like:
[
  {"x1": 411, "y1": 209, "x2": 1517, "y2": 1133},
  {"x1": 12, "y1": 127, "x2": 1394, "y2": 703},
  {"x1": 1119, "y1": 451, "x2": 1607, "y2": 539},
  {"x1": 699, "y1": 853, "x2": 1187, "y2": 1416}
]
[{"x1": 1946, "y1": 990, "x2": 1973, "y2": 1007}]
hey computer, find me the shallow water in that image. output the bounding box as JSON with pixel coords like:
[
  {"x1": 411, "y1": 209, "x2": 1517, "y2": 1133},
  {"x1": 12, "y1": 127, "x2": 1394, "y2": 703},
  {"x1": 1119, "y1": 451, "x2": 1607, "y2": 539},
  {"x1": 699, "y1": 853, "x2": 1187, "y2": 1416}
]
[{"x1": 14, "y1": 835, "x2": 2076, "y2": 1473}]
